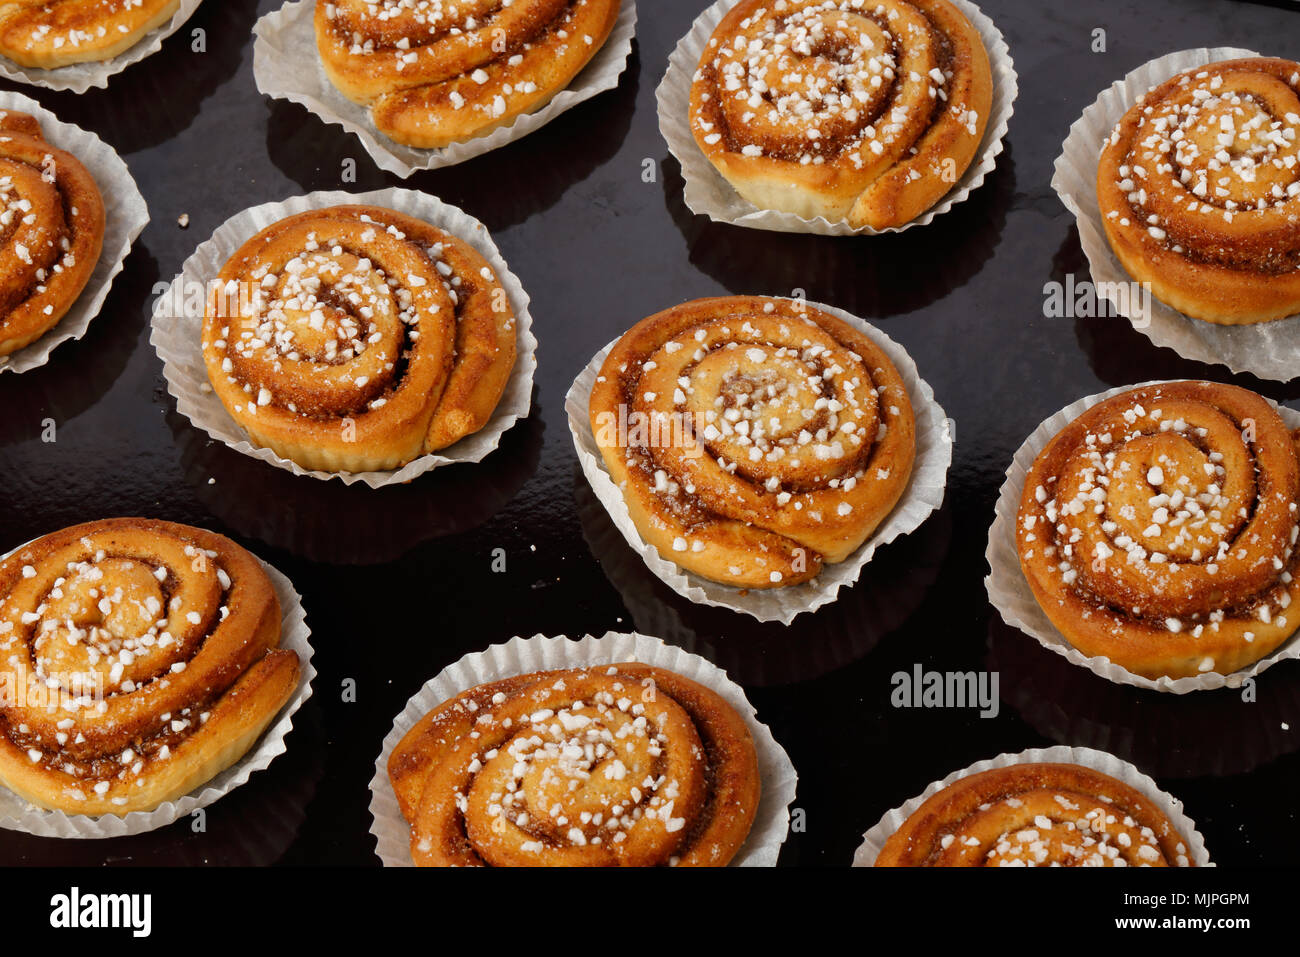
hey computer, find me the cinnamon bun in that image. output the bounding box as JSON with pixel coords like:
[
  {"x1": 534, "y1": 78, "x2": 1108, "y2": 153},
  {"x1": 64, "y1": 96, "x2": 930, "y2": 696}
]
[
  {"x1": 588, "y1": 296, "x2": 916, "y2": 589},
  {"x1": 201, "y1": 204, "x2": 518, "y2": 473},
  {"x1": 314, "y1": 0, "x2": 622, "y2": 150},
  {"x1": 0, "y1": 0, "x2": 181, "y2": 69},
  {"x1": 876, "y1": 763, "x2": 1196, "y2": 867},
  {"x1": 1016, "y1": 381, "x2": 1300, "y2": 680},
  {"x1": 0, "y1": 109, "x2": 104, "y2": 359},
  {"x1": 688, "y1": 0, "x2": 993, "y2": 228},
  {"x1": 0, "y1": 519, "x2": 300, "y2": 816},
  {"x1": 1098, "y1": 57, "x2": 1300, "y2": 325},
  {"x1": 389, "y1": 663, "x2": 761, "y2": 866}
]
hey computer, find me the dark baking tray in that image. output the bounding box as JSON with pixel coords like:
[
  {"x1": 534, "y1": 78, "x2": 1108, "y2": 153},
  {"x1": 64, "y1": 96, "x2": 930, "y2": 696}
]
[{"x1": 1, "y1": 0, "x2": 1298, "y2": 866}]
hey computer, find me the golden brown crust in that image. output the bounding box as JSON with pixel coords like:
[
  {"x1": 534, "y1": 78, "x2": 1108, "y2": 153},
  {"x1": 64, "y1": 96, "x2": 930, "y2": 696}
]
[
  {"x1": 314, "y1": 0, "x2": 621, "y2": 149},
  {"x1": 0, "y1": 518, "x2": 300, "y2": 816},
  {"x1": 0, "y1": 109, "x2": 104, "y2": 358},
  {"x1": 689, "y1": 0, "x2": 992, "y2": 229},
  {"x1": 389, "y1": 663, "x2": 762, "y2": 867},
  {"x1": 876, "y1": 763, "x2": 1195, "y2": 867},
  {"x1": 0, "y1": 0, "x2": 180, "y2": 68},
  {"x1": 1098, "y1": 57, "x2": 1300, "y2": 325},
  {"x1": 588, "y1": 296, "x2": 915, "y2": 589},
  {"x1": 1016, "y1": 381, "x2": 1300, "y2": 680},
  {"x1": 201, "y1": 204, "x2": 517, "y2": 473}
]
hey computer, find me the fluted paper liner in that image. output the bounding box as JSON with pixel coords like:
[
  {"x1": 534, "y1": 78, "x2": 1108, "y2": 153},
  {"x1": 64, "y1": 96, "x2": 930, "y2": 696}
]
[
  {"x1": 656, "y1": 0, "x2": 1017, "y2": 236},
  {"x1": 0, "y1": 542, "x2": 316, "y2": 839},
  {"x1": 987, "y1": 379, "x2": 1300, "y2": 693},
  {"x1": 852, "y1": 745, "x2": 1212, "y2": 866},
  {"x1": 1051, "y1": 47, "x2": 1300, "y2": 383},
  {"x1": 369, "y1": 632, "x2": 797, "y2": 867},
  {"x1": 567, "y1": 301, "x2": 952, "y2": 624},
  {"x1": 150, "y1": 187, "x2": 538, "y2": 487},
  {"x1": 0, "y1": 90, "x2": 148, "y2": 376},
  {"x1": 0, "y1": 0, "x2": 203, "y2": 92},
  {"x1": 253, "y1": 0, "x2": 638, "y2": 178}
]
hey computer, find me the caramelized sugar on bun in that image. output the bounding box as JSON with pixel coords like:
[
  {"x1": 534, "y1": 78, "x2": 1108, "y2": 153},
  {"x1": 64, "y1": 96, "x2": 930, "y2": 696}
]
[
  {"x1": 590, "y1": 296, "x2": 915, "y2": 589},
  {"x1": 877, "y1": 763, "x2": 1196, "y2": 867},
  {"x1": 0, "y1": 519, "x2": 300, "y2": 816},
  {"x1": 314, "y1": 0, "x2": 621, "y2": 149},
  {"x1": 689, "y1": 0, "x2": 993, "y2": 228},
  {"x1": 1017, "y1": 381, "x2": 1300, "y2": 680},
  {"x1": 0, "y1": 0, "x2": 181, "y2": 69},
  {"x1": 389, "y1": 663, "x2": 762, "y2": 867},
  {"x1": 201, "y1": 204, "x2": 517, "y2": 473},
  {"x1": 0, "y1": 109, "x2": 104, "y2": 359},
  {"x1": 1098, "y1": 57, "x2": 1300, "y2": 325}
]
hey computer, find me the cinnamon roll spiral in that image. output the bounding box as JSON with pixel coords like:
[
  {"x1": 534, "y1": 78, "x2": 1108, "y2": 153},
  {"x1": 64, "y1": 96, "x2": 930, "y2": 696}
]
[
  {"x1": 314, "y1": 0, "x2": 622, "y2": 149},
  {"x1": 1016, "y1": 381, "x2": 1300, "y2": 680},
  {"x1": 0, "y1": 109, "x2": 104, "y2": 359},
  {"x1": 0, "y1": 519, "x2": 300, "y2": 816},
  {"x1": 876, "y1": 763, "x2": 1196, "y2": 867},
  {"x1": 689, "y1": 0, "x2": 993, "y2": 228},
  {"x1": 201, "y1": 204, "x2": 518, "y2": 473},
  {"x1": 1098, "y1": 57, "x2": 1300, "y2": 325},
  {"x1": 389, "y1": 663, "x2": 761, "y2": 867},
  {"x1": 0, "y1": 0, "x2": 181, "y2": 69},
  {"x1": 589, "y1": 296, "x2": 916, "y2": 589}
]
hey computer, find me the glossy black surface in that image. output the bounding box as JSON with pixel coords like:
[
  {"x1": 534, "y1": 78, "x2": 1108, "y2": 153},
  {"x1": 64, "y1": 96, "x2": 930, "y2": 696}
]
[{"x1": 1, "y1": 0, "x2": 1299, "y2": 867}]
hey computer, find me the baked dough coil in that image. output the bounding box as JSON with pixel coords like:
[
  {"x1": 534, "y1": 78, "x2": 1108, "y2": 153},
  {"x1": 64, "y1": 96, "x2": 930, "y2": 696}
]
[
  {"x1": 589, "y1": 296, "x2": 916, "y2": 589},
  {"x1": 0, "y1": 0, "x2": 180, "y2": 68},
  {"x1": 0, "y1": 109, "x2": 104, "y2": 358},
  {"x1": 1098, "y1": 57, "x2": 1300, "y2": 325},
  {"x1": 314, "y1": 0, "x2": 621, "y2": 149},
  {"x1": 688, "y1": 0, "x2": 992, "y2": 228},
  {"x1": 201, "y1": 204, "x2": 517, "y2": 473},
  {"x1": 389, "y1": 663, "x2": 761, "y2": 867},
  {"x1": 876, "y1": 763, "x2": 1195, "y2": 867},
  {"x1": 1017, "y1": 381, "x2": 1300, "y2": 680},
  {"x1": 0, "y1": 519, "x2": 299, "y2": 816}
]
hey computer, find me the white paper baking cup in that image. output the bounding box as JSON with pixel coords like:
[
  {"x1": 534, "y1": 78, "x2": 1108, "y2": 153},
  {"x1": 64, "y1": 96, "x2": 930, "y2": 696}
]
[
  {"x1": 853, "y1": 745, "x2": 1212, "y2": 867},
  {"x1": 253, "y1": 0, "x2": 638, "y2": 178},
  {"x1": 1051, "y1": 47, "x2": 1300, "y2": 383},
  {"x1": 0, "y1": 541, "x2": 316, "y2": 839},
  {"x1": 567, "y1": 301, "x2": 952, "y2": 624},
  {"x1": 0, "y1": 0, "x2": 204, "y2": 93},
  {"x1": 368, "y1": 631, "x2": 798, "y2": 867},
  {"x1": 657, "y1": 0, "x2": 1017, "y2": 236},
  {"x1": 0, "y1": 91, "x2": 149, "y2": 377},
  {"x1": 149, "y1": 187, "x2": 538, "y2": 488},
  {"x1": 987, "y1": 379, "x2": 1300, "y2": 694}
]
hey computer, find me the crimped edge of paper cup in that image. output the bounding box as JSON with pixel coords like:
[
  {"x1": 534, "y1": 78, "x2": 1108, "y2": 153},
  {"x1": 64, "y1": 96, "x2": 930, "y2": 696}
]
[
  {"x1": 0, "y1": 91, "x2": 149, "y2": 376},
  {"x1": 656, "y1": 0, "x2": 1017, "y2": 236},
  {"x1": 0, "y1": 541, "x2": 315, "y2": 839},
  {"x1": 986, "y1": 379, "x2": 1300, "y2": 693},
  {"x1": 149, "y1": 187, "x2": 537, "y2": 488},
  {"x1": 253, "y1": 0, "x2": 637, "y2": 178},
  {"x1": 566, "y1": 300, "x2": 952, "y2": 623},
  {"x1": 1049, "y1": 47, "x2": 1300, "y2": 383},
  {"x1": 368, "y1": 631, "x2": 797, "y2": 867},
  {"x1": 0, "y1": 0, "x2": 205, "y2": 93},
  {"x1": 852, "y1": 745, "x2": 1212, "y2": 867}
]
